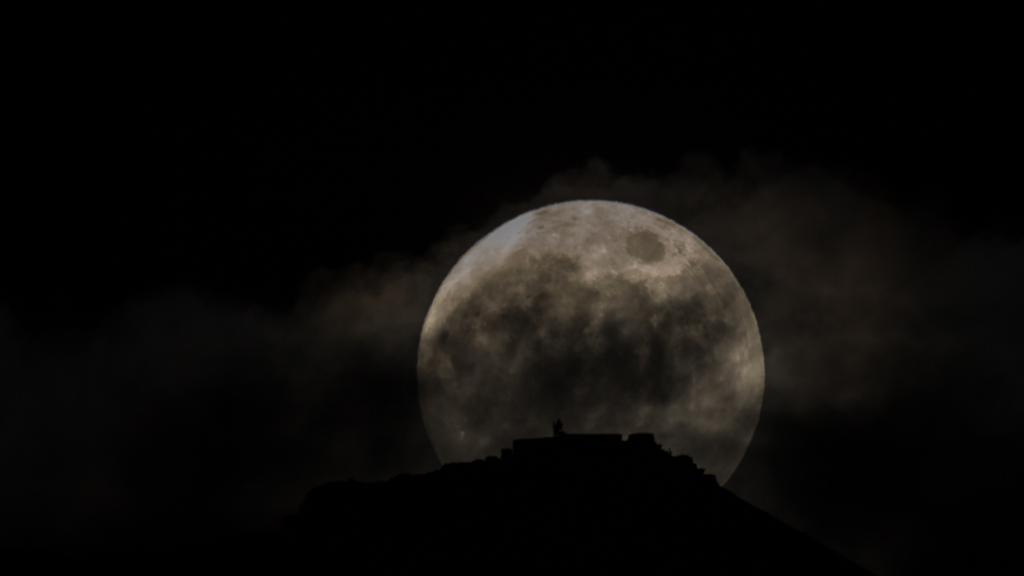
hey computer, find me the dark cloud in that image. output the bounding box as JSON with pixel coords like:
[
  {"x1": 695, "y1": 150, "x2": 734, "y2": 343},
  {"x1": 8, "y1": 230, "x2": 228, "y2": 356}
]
[
  {"x1": 1, "y1": 155, "x2": 1020, "y2": 573},
  {"x1": 0, "y1": 256, "x2": 457, "y2": 550}
]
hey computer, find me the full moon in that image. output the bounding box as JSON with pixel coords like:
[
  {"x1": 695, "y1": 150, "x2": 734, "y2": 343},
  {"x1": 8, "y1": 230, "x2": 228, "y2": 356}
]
[{"x1": 417, "y1": 200, "x2": 764, "y2": 483}]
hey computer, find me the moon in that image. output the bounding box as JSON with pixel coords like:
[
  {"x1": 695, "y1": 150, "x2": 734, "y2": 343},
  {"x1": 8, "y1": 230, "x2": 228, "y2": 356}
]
[{"x1": 417, "y1": 200, "x2": 764, "y2": 483}]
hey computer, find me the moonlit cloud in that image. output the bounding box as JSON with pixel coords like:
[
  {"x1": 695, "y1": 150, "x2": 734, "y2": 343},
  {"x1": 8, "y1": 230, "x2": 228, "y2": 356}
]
[{"x1": 1, "y1": 154, "x2": 1020, "y2": 574}]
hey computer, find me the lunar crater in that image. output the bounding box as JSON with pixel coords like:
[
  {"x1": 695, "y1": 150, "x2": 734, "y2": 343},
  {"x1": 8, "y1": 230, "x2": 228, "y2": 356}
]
[{"x1": 626, "y1": 230, "x2": 666, "y2": 263}]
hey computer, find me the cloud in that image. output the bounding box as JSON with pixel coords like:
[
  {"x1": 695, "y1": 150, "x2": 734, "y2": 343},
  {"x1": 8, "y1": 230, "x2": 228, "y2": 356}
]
[
  {"x1": 0, "y1": 252, "x2": 463, "y2": 550},
  {"x1": 1, "y1": 154, "x2": 1019, "y2": 572}
]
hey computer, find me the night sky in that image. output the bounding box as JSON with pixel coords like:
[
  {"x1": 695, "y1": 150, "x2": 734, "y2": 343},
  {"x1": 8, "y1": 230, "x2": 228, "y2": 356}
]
[{"x1": 4, "y1": 8, "x2": 1021, "y2": 574}]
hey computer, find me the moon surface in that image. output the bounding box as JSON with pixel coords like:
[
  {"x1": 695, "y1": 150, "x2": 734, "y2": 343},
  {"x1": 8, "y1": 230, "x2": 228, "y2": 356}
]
[{"x1": 417, "y1": 200, "x2": 764, "y2": 483}]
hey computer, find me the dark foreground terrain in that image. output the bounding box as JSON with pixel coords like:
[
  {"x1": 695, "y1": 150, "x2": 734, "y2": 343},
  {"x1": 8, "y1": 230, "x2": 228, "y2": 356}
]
[{"x1": 11, "y1": 434, "x2": 872, "y2": 574}]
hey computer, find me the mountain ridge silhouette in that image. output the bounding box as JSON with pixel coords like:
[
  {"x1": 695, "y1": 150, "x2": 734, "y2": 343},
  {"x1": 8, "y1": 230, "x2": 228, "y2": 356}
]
[{"x1": 271, "y1": 431, "x2": 872, "y2": 573}]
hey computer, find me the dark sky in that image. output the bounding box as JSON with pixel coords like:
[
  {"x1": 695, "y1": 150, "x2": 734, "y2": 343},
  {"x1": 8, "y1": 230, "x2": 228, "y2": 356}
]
[{"x1": 3, "y1": 8, "x2": 1021, "y2": 574}]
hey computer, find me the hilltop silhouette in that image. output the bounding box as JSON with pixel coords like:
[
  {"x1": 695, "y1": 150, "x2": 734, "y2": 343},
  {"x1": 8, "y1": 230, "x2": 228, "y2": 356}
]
[{"x1": 228, "y1": 425, "x2": 871, "y2": 574}]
